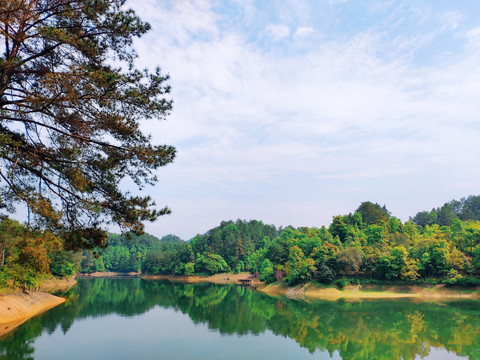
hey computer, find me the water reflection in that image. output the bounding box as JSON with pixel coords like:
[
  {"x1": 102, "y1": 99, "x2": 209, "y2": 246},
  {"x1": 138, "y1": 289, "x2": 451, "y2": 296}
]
[{"x1": 1, "y1": 279, "x2": 480, "y2": 360}]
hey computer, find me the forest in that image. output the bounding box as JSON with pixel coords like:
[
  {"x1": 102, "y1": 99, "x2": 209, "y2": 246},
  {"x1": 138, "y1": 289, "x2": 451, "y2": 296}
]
[{"x1": 1, "y1": 195, "x2": 480, "y2": 289}]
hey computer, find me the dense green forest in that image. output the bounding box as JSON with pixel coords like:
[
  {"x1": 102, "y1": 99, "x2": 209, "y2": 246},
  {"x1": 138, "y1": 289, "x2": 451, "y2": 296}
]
[{"x1": 1, "y1": 195, "x2": 480, "y2": 289}]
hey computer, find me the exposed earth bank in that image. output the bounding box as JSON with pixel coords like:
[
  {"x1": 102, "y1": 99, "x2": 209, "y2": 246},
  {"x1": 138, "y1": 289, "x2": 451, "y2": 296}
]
[
  {"x1": 0, "y1": 278, "x2": 76, "y2": 336},
  {"x1": 141, "y1": 272, "x2": 260, "y2": 285},
  {"x1": 256, "y1": 282, "x2": 480, "y2": 301}
]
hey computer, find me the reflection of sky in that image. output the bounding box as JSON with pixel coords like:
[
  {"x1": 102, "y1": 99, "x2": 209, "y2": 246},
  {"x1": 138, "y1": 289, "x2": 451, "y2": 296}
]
[
  {"x1": 417, "y1": 348, "x2": 468, "y2": 360},
  {"x1": 32, "y1": 307, "x2": 338, "y2": 360}
]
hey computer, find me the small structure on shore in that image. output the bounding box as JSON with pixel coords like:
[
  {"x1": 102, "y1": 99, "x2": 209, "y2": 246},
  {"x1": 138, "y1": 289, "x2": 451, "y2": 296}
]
[
  {"x1": 237, "y1": 273, "x2": 258, "y2": 286},
  {"x1": 237, "y1": 278, "x2": 252, "y2": 286}
]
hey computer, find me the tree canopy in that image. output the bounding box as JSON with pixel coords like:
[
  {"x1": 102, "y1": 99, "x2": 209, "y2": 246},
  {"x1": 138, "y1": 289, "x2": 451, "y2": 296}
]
[
  {"x1": 0, "y1": 0, "x2": 175, "y2": 249},
  {"x1": 411, "y1": 195, "x2": 480, "y2": 227}
]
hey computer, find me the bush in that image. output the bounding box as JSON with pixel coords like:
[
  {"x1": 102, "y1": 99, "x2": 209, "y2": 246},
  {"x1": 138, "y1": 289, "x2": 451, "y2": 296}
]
[
  {"x1": 184, "y1": 262, "x2": 195, "y2": 276},
  {"x1": 334, "y1": 277, "x2": 360, "y2": 289},
  {"x1": 260, "y1": 259, "x2": 275, "y2": 283},
  {"x1": 316, "y1": 265, "x2": 335, "y2": 283},
  {"x1": 443, "y1": 276, "x2": 480, "y2": 287}
]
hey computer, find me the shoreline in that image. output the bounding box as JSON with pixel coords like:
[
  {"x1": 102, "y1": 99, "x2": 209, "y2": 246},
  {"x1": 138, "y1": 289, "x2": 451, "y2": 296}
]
[
  {"x1": 141, "y1": 272, "x2": 259, "y2": 285},
  {"x1": 0, "y1": 278, "x2": 77, "y2": 336},
  {"x1": 256, "y1": 282, "x2": 480, "y2": 301},
  {"x1": 76, "y1": 271, "x2": 141, "y2": 279},
  {"x1": 78, "y1": 272, "x2": 480, "y2": 301},
  {"x1": 142, "y1": 274, "x2": 480, "y2": 301}
]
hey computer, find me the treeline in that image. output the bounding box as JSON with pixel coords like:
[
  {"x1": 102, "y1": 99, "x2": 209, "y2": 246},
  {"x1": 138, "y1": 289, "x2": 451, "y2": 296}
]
[
  {"x1": 77, "y1": 220, "x2": 276, "y2": 276},
  {"x1": 80, "y1": 233, "x2": 183, "y2": 274},
  {"x1": 1, "y1": 196, "x2": 480, "y2": 289},
  {"x1": 0, "y1": 217, "x2": 182, "y2": 289},
  {"x1": 411, "y1": 195, "x2": 480, "y2": 227},
  {"x1": 0, "y1": 217, "x2": 80, "y2": 289},
  {"x1": 124, "y1": 197, "x2": 480, "y2": 286}
]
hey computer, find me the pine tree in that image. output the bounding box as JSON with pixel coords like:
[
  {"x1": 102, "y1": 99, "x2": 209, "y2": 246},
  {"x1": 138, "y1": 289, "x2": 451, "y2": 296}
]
[{"x1": 0, "y1": 0, "x2": 175, "y2": 249}]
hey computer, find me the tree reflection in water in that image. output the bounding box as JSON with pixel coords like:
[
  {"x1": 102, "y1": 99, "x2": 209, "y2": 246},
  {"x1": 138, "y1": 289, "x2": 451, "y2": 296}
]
[{"x1": 1, "y1": 279, "x2": 479, "y2": 360}]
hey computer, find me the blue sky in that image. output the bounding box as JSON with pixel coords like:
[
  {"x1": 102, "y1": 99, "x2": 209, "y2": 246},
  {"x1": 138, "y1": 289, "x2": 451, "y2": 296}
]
[{"x1": 127, "y1": 0, "x2": 480, "y2": 240}]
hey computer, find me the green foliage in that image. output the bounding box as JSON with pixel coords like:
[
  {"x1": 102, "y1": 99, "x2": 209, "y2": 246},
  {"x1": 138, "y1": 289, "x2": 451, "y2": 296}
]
[
  {"x1": 315, "y1": 264, "x2": 335, "y2": 283},
  {"x1": 49, "y1": 251, "x2": 79, "y2": 277},
  {"x1": 195, "y1": 254, "x2": 230, "y2": 275},
  {"x1": 260, "y1": 259, "x2": 275, "y2": 283},
  {"x1": 12, "y1": 196, "x2": 478, "y2": 289},
  {"x1": 0, "y1": 217, "x2": 73, "y2": 289},
  {"x1": 235, "y1": 260, "x2": 245, "y2": 273},
  {"x1": 472, "y1": 244, "x2": 480, "y2": 272},
  {"x1": 8, "y1": 279, "x2": 480, "y2": 360},
  {"x1": 412, "y1": 195, "x2": 480, "y2": 227},
  {"x1": 377, "y1": 246, "x2": 419, "y2": 280},
  {"x1": 184, "y1": 262, "x2": 195, "y2": 276},
  {"x1": 337, "y1": 247, "x2": 363, "y2": 275},
  {"x1": 285, "y1": 246, "x2": 316, "y2": 285},
  {"x1": 356, "y1": 202, "x2": 390, "y2": 225}
]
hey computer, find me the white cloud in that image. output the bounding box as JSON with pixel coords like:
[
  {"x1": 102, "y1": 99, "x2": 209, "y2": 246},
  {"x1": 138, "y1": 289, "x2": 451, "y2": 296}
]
[
  {"x1": 439, "y1": 11, "x2": 463, "y2": 30},
  {"x1": 293, "y1": 26, "x2": 314, "y2": 39},
  {"x1": 128, "y1": 0, "x2": 480, "y2": 238},
  {"x1": 265, "y1": 24, "x2": 290, "y2": 41},
  {"x1": 467, "y1": 26, "x2": 480, "y2": 49}
]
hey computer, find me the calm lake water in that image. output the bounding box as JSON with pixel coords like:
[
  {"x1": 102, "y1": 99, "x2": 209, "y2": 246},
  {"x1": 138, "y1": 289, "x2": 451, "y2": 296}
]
[{"x1": 1, "y1": 278, "x2": 479, "y2": 360}]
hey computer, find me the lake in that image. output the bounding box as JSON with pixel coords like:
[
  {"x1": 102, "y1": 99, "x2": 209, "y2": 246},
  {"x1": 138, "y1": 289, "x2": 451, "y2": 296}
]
[{"x1": 1, "y1": 278, "x2": 479, "y2": 360}]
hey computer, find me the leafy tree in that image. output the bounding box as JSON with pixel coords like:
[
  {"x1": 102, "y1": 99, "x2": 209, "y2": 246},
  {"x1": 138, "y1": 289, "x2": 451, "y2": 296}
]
[
  {"x1": 389, "y1": 217, "x2": 402, "y2": 233},
  {"x1": 80, "y1": 250, "x2": 95, "y2": 273},
  {"x1": 285, "y1": 245, "x2": 315, "y2": 285},
  {"x1": 0, "y1": 217, "x2": 23, "y2": 266},
  {"x1": 195, "y1": 253, "x2": 229, "y2": 275},
  {"x1": 411, "y1": 211, "x2": 432, "y2": 227},
  {"x1": 337, "y1": 246, "x2": 363, "y2": 275},
  {"x1": 315, "y1": 264, "x2": 335, "y2": 283},
  {"x1": 329, "y1": 216, "x2": 349, "y2": 242},
  {"x1": 378, "y1": 246, "x2": 418, "y2": 280},
  {"x1": 356, "y1": 202, "x2": 390, "y2": 225},
  {"x1": 0, "y1": 0, "x2": 175, "y2": 249},
  {"x1": 417, "y1": 238, "x2": 451, "y2": 277},
  {"x1": 364, "y1": 224, "x2": 385, "y2": 245},
  {"x1": 184, "y1": 262, "x2": 195, "y2": 276},
  {"x1": 259, "y1": 259, "x2": 275, "y2": 283},
  {"x1": 459, "y1": 195, "x2": 480, "y2": 221},
  {"x1": 49, "y1": 251, "x2": 79, "y2": 277},
  {"x1": 472, "y1": 244, "x2": 480, "y2": 273},
  {"x1": 235, "y1": 260, "x2": 245, "y2": 273},
  {"x1": 160, "y1": 235, "x2": 184, "y2": 243},
  {"x1": 411, "y1": 196, "x2": 480, "y2": 227},
  {"x1": 1, "y1": 223, "x2": 62, "y2": 288}
]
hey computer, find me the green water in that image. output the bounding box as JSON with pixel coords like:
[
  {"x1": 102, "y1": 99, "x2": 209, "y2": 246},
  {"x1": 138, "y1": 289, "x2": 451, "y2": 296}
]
[{"x1": 1, "y1": 279, "x2": 479, "y2": 360}]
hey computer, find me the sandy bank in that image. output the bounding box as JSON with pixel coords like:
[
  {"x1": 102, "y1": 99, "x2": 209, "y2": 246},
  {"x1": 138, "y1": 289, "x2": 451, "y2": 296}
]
[
  {"x1": 0, "y1": 277, "x2": 76, "y2": 336},
  {"x1": 257, "y1": 283, "x2": 480, "y2": 301},
  {"x1": 0, "y1": 292, "x2": 65, "y2": 336},
  {"x1": 142, "y1": 273, "x2": 261, "y2": 285},
  {"x1": 38, "y1": 277, "x2": 77, "y2": 293}
]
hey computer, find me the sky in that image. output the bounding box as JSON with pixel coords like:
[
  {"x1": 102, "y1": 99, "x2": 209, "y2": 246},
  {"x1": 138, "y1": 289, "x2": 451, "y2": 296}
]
[{"x1": 126, "y1": 0, "x2": 480, "y2": 240}]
